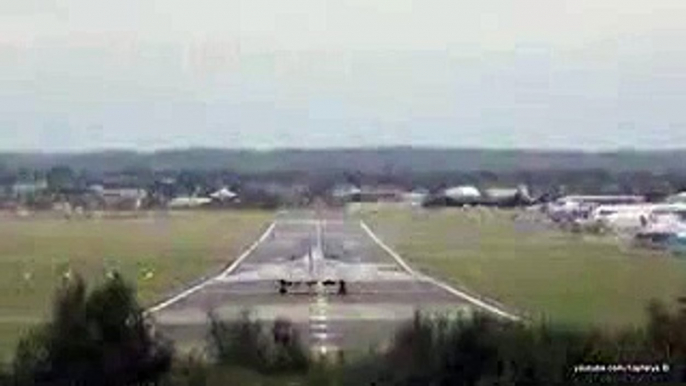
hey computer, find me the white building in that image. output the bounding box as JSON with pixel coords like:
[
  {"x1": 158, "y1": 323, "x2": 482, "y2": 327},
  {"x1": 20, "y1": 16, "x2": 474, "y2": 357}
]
[
  {"x1": 666, "y1": 192, "x2": 686, "y2": 204},
  {"x1": 168, "y1": 197, "x2": 213, "y2": 209}
]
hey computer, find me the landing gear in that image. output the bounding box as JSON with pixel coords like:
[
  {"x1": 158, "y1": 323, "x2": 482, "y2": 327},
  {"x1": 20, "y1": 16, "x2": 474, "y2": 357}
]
[{"x1": 276, "y1": 279, "x2": 348, "y2": 295}]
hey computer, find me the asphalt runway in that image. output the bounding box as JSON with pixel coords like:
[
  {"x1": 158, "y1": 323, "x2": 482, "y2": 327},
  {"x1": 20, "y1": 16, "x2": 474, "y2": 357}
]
[{"x1": 151, "y1": 213, "x2": 481, "y2": 355}]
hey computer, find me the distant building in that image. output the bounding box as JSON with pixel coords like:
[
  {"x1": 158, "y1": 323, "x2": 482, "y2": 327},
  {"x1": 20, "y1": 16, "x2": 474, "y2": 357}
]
[
  {"x1": 12, "y1": 180, "x2": 48, "y2": 197},
  {"x1": 331, "y1": 184, "x2": 361, "y2": 200},
  {"x1": 484, "y1": 187, "x2": 520, "y2": 200},
  {"x1": 554, "y1": 195, "x2": 645, "y2": 205},
  {"x1": 240, "y1": 181, "x2": 309, "y2": 207},
  {"x1": 168, "y1": 196, "x2": 213, "y2": 209},
  {"x1": 358, "y1": 185, "x2": 406, "y2": 202},
  {"x1": 332, "y1": 184, "x2": 406, "y2": 203},
  {"x1": 89, "y1": 185, "x2": 148, "y2": 210},
  {"x1": 402, "y1": 189, "x2": 429, "y2": 206},
  {"x1": 667, "y1": 192, "x2": 686, "y2": 204}
]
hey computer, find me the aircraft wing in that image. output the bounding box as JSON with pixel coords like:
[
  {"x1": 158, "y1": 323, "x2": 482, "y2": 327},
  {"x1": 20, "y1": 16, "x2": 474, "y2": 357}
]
[
  {"x1": 219, "y1": 249, "x2": 415, "y2": 285},
  {"x1": 217, "y1": 257, "x2": 315, "y2": 283},
  {"x1": 318, "y1": 260, "x2": 413, "y2": 282}
]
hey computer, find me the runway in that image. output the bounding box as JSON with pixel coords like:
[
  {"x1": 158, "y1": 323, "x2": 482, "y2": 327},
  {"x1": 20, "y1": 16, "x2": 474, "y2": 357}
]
[{"x1": 150, "y1": 212, "x2": 504, "y2": 354}]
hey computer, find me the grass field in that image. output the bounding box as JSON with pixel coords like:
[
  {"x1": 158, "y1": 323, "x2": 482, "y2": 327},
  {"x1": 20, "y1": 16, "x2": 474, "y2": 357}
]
[
  {"x1": 363, "y1": 207, "x2": 686, "y2": 329},
  {"x1": 0, "y1": 210, "x2": 273, "y2": 360}
]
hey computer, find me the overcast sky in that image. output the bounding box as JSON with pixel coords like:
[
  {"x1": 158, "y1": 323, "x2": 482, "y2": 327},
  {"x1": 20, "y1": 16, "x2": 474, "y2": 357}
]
[{"x1": 1, "y1": 0, "x2": 685, "y2": 151}]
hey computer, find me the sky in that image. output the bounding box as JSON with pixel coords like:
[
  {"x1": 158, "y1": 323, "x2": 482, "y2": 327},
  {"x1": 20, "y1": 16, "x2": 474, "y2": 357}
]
[{"x1": 0, "y1": 0, "x2": 685, "y2": 151}]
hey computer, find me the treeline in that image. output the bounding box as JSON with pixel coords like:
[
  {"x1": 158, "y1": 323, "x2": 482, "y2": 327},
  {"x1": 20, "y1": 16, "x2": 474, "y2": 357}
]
[
  {"x1": 4, "y1": 275, "x2": 686, "y2": 385},
  {"x1": 3, "y1": 148, "x2": 686, "y2": 202},
  {"x1": 3, "y1": 166, "x2": 686, "y2": 201},
  {"x1": 3, "y1": 148, "x2": 686, "y2": 174}
]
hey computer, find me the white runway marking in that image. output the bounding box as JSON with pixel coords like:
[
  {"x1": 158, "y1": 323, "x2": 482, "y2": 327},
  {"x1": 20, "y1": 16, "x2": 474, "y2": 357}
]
[
  {"x1": 310, "y1": 322, "x2": 328, "y2": 331},
  {"x1": 313, "y1": 332, "x2": 330, "y2": 340},
  {"x1": 359, "y1": 220, "x2": 521, "y2": 322},
  {"x1": 310, "y1": 314, "x2": 328, "y2": 322},
  {"x1": 308, "y1": 259, "x2": 339, "y2": 355},
  {"x1": 146, "y1": 222, "x2": 277, "y2": 314}
]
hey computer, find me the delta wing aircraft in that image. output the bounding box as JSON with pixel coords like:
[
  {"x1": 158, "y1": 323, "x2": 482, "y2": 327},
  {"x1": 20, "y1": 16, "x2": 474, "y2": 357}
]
[{"x1": 218, "y1": 222, "x2": 413, "y2": 295}]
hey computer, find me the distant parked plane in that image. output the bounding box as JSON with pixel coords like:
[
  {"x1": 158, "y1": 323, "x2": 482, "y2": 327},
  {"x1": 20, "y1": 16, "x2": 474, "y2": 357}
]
[{"x1": 546, "y1": 195, "x2": 646, "y2": 221}]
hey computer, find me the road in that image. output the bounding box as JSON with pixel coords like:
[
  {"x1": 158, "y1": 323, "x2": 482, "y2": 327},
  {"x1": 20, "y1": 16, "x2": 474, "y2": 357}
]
[{"x1": 151, "y1": 212, "x2": 503, "y2": 355}]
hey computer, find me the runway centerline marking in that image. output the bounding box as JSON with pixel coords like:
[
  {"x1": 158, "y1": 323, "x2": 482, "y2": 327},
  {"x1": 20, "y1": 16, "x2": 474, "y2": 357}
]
[
  {"x1": 309, "y1": 226, "x2": 339, "y2": 356},
  {"x1": 310, "y1": 323, "x2": 328, "y2": 331}
]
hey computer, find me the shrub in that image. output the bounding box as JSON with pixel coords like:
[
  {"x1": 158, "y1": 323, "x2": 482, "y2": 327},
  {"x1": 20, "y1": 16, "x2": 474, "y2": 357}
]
[
  {"x1": 368, "y1": 309, "x2": 685, "y2": 386},
  {"x1": 207, "y1": 311, "x2": 310, "y2": 375},
  {"x1": 12, "y1": 273, "x2": 173, "y2": 386}
]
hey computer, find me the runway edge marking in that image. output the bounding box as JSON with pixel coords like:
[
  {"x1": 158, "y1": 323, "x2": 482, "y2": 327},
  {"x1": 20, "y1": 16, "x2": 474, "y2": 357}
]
[
  {"x1": 359, "y1": 220, "x2": 520, "y2": 322},
  {"x1": 146, "y1": 221, "x2": 277, "y2": 314}
]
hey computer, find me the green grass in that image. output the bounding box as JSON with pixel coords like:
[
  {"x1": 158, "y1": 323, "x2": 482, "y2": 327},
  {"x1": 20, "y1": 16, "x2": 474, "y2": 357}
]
[
  {"x1": 0, "y1": 210, "x2": 273, "y2": 360},
  {"x1": 363, "y1": 208, "x2": 686, "y2": 329}
]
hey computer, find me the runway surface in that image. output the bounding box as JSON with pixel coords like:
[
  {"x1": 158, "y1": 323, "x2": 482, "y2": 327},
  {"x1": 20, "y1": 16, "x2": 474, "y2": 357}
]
[{"x1": 151, "y1": 212, "x2": 490, "y2": 354}]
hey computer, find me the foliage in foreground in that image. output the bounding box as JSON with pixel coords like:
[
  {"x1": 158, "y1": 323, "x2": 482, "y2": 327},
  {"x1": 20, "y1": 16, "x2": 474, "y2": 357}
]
[
  {"x1": 165, "y1": 300, "x2": 686, "y2": 386},
  {"x1": 353, "y1": 304, "x2": 686, "y2": 386},
  {"x1": 7, "y1": 273, "x2": 686, "y2": 386},
  {"x1": 162, "y1": 312, "x2": 314, "y2": 386},
  {"x1": 10, "y1": 274, "x2": 172, "y2": 386},
  {"x1": 207, "y1": 311, "x2": 310, "y2": 375}
]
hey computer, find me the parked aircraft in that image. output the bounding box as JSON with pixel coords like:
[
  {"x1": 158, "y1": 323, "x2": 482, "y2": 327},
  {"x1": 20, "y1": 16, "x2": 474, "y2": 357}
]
[
  {"x1": 590, "y1": 203, "x2": 686, "y2": 232},
  {"x1": 634, "y1": 214, "x2": 686, "y2": 249},
  {"x1": 546, "y1": 195, "x2": 646, "y2": 222}
]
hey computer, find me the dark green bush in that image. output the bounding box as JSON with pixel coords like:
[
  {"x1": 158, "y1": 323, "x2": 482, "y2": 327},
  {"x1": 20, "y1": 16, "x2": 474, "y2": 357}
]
[
  {"x1": 9, "y1": 275, "x2": 686, "y2": 386},
  {"x1": 12, "y1": 274, "x2": 172, "y2": 386},
  {"x1": 207, "y1": 311, "x2": 310, "y2": 375},
  {"x1": 360, "y1": 305, "x2": 686, "y2": 386}
]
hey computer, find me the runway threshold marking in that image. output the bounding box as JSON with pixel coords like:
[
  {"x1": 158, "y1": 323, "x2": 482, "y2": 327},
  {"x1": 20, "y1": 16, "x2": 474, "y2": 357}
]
[
  {"x1": 145, "y1": 221, "x2": 277, "y2": 314},
  {"x1": 359, "y1": 220, "x2": 520, "y2": 322}
]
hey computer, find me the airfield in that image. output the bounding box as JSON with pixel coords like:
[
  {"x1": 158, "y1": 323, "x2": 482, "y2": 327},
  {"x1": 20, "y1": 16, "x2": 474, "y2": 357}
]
[
  {"x1": 149, "y1": 211, "x2": 516, "y2": 354},
  {"x1": 3, "y1": 206, "x2": 686, "y2": 359}
]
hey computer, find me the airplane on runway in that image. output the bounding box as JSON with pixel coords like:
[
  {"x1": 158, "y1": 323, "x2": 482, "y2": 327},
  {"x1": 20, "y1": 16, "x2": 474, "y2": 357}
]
[
  {"x1": 276, "y1": 245, "x2": 350, "y2": 295},
  {"x1": 219, "y1": 221, "x2": 414, "y2": 294},
  {"x1": 219, "y1": 241, "x2": 412, "y2": 295},
  {"x1": 268, "y1": 235, "x2": 419, "y2": 294},
  {"x1": 277, "y1": 220, "x2": 354, "y2": 295}
]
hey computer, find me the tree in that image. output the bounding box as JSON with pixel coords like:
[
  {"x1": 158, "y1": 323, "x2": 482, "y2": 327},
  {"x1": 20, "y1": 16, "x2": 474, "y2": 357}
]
[
  {"x1": 12, "y1": 273, "x2": 172, "y2": 386},
  {"x1": 207, "y1": 311, "x2": 309, "y2": 375},
  {"x1": 46, "y1": 166, "x2": 76, "y2": 192}
]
